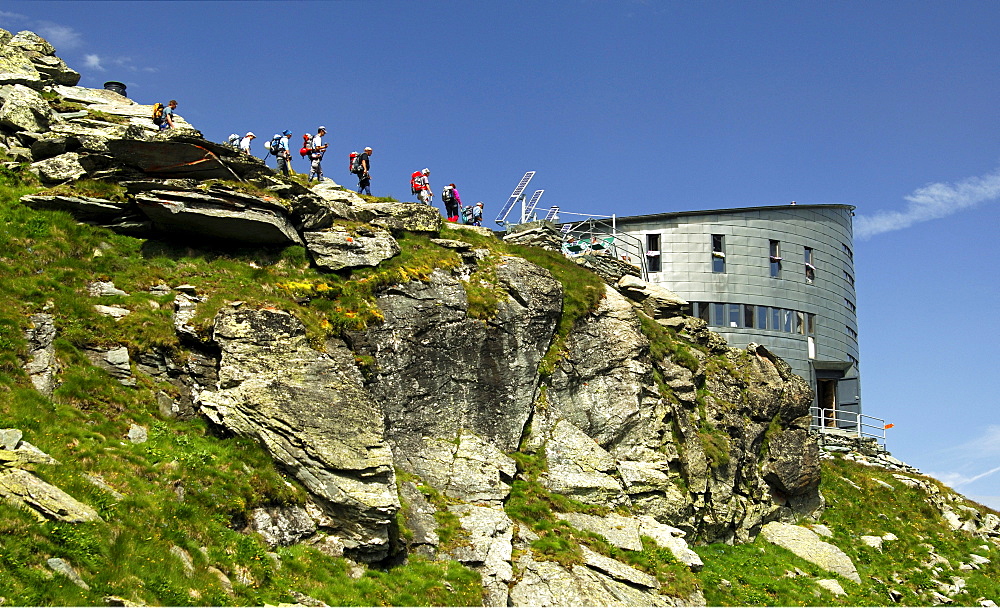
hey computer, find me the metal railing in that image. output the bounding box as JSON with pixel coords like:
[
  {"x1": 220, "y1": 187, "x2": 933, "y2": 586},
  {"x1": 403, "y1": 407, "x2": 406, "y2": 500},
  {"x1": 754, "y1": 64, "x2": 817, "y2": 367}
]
[
  {"x1": 810, "y1": 406, "x2": 886, "y2": 444},
  {"x1": 559, "y1": 216, "x2": 649, "y2": 280}
]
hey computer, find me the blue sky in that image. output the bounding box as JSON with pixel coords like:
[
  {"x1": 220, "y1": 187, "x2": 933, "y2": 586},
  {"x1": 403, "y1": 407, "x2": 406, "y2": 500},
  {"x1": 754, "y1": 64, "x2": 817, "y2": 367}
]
[{"x1": 3, "y1": 1, "x2": 999, "y2": 509}]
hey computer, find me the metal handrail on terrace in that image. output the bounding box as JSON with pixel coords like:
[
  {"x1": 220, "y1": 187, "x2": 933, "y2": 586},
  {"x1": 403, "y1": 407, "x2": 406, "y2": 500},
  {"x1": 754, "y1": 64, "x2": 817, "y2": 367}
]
[
  {"x1": 810, "y1": 406, "x2": 886, "y2": 445},
  {"x1": 559, "y1": 217, "x2": 649, "y2": 281}
]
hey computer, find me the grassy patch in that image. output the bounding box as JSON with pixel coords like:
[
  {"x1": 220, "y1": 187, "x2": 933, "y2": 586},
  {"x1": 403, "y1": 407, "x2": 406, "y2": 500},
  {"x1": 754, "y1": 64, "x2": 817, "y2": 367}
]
[{"x1": 38, "y1": 178, "x2": 128, "y2": 202}]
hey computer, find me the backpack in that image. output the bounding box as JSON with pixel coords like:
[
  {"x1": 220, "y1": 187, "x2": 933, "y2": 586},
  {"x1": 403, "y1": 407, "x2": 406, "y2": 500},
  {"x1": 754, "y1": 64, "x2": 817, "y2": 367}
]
[
  {"x1": 227, "y1": 133, "x2": 240, "y2": 148},
  {"x1": 152, "y1": 102, "x2": 165, "y2": 125},
  {"x1": 267, "y1": 134, "x2": 283, "y2": 155},
  {"x1": 300, "y1": 133, "x2": 314, "y2": 158},
  {"x1": 461, "y1": 204, "x2": 473, "y2": 224},
  {"x1": 410, "y1": 171, "x2": 423, "y2": 194},
  {"x1": 350, "y1": 151, "x2": 364, "y2": 174},
  {"x1": 442, "y1": 185, "x2": 454, "y2": 203}
]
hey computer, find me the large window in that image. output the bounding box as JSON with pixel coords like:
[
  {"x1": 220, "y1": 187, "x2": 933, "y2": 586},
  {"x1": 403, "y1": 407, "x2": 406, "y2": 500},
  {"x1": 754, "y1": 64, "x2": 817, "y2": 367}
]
[
  {"x1": 769, "y1": 240, "x2": 782, "y2": 278},
  {"x1": 693, "y1": 301, "x2": 818, "y2": 336},
  {"x1": 646, "y1": 233, "x2": 661, "y2": 273},
  {"x1": 712, "y1": 234, "x2": 726, "y2": 273}
]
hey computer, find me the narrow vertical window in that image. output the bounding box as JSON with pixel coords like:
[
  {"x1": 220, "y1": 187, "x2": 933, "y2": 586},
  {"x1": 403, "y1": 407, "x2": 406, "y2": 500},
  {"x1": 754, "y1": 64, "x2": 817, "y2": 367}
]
[
  {"x1": 696, "y1": 302, "x2": 710, "y2": 324},
  {"x1": 807, "y1": 313, "x2": 816, "y2": 335},
  {"x1": 744, "y1": 304, "x2": 755, "y2": 329},
  {"x1": 757, "y1": 305, "x2": 769, "y2": 330},
  {"x1": 769, "y1": 240, "x2": 782, "y2": 278},
  {"x1": 771, "y1": 307, "x2": 780, "y2": 331},
  {"x1": 646, "y1": 234, "x2": 661, "y2": 273},
  {"x1": 728, "y1": 303, "x2": 741, "y2": 328},
  {"x1": 796, "y1": 311, "x2": 805, "y2": 335},
  {"x1": 712, "y1": 303, "x2": 724, "y2": 326},
  {"x1": 712, "y1": 234, "x2": 726, "y2": 273},
  {"x1": 804, "y1": 247, "x2": 815, "y2": 283}
]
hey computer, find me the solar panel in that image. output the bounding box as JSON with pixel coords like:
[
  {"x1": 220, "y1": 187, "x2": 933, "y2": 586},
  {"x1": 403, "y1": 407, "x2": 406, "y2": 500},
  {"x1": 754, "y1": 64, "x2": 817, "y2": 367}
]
[
  {"x1": 494, "y1": 171, "x2": 535, "y2": 225},
  {"x1": 523, "y1": 190, "x2": 544, "y2": 220},
  {"x1": 560, "y1": 221, "x2": 574, "y2": 233},
  {"x1": 545, "y1": 206, "x2": 561, "y2": 221}
]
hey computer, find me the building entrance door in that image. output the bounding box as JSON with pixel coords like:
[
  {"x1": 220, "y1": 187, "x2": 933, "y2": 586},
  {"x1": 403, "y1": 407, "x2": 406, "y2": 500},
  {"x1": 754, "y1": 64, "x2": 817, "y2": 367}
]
[{"x1": 818, "y1": 379, "x2": 837, "y2": 427}]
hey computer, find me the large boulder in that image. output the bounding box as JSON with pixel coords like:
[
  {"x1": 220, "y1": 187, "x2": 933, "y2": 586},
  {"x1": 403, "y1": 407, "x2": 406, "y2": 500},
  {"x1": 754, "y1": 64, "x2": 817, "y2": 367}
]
[
  {"x1": 29, "y1": 152, "x2": 87, "y2": 183},
  {"x1": 24, "y1": 313, "x2": 60, "y2": 397},
  {"x1": 0, "y1": 44, "x2": 43, "y2": 89},
  {"x1": 20, "y1": 194, "x2": 137, "y2": 225},
  {"x1": 134, "y1": 189, "x2": 303, "y2": 245},
  {"x1": 198, "y1": 307, "x2": 398, "y2": 562},
  {"x1": 303, "y1": 225, "x2": 400, "y2": 271},
  {"x1": 0, "y1": 468, "x2": 102, "y2": 523},
  {"x1": 760, "y1": 522, "x2": 860, "y2": 583},
  {"x1": 353, "y1": 201, "x2": 442, "y2": 233},
  {"x1": 0, "y1": 83, "x2": 56, "y2": 131}
]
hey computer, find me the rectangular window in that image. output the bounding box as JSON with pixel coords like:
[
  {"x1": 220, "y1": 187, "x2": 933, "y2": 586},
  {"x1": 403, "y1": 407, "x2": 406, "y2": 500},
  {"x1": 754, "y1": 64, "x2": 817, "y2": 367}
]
[
  {"x1": 712, "y1": 302, "x2": 724, "y2": 327},
  {"x1": 796, "y1": 311, "x2": 805, "y2": 335},
  {"x1": 782, "y1": 309, "x2": 794, "y2": 332},
  {"x1": 728, "y1": 303, "x2": 741, "y2": 328},
  {"x1": 804, "y1": 247, "x2": 815, "y2": 283},
  {"x1": 757, "y1": 305, "x2": 769, "y2": 330},
  {"x1": 846, "y1": 325, "x2": 858, "y2": 341},
  {"x1": 807, "y1": 313, "x2": 816, "y2": 335},
  {"x1": 771, "y1": 307, "x2": 781, "y2": 331},
  {"x1": 769, "y1": 240, "x2": 782, "y2": 278},
  {"x1": 696, "y1": 302, "x2": 710, "y2": 324},
  {"x1": 843, "y1": 269, "x2": 855, "y2": 288},
  {"x1": 743, "y1": 304, "x2": 756, "y2": 329},
  {"x1": 712, "y1": 234, "x2": 726, "y2": 273},
  {"x1": 842, "y1": 242, "x2": 854, "y2": 260},
  {"x1": 845, "y1": 298, "x2": 856, "y2": 313},
  {"x1": 646, "y1": 234, "x2": 661, "y2": 273}
]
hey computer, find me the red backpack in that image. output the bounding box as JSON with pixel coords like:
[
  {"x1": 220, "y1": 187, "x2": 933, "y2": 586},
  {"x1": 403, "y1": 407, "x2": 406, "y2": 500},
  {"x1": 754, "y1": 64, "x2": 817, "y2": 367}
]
[
  {"x1": 410, "y1": 171, "x2": 423, "y2": 194},
  {"x1": 299, "y1": 134, "x2": 314, "y2": 158}
]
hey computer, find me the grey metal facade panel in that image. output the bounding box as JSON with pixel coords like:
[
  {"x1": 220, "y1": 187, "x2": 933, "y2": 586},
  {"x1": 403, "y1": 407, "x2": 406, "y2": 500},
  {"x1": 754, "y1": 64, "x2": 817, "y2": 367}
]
[{"x1": 614, "y1": 204, "x2": 860, "y2": 412}]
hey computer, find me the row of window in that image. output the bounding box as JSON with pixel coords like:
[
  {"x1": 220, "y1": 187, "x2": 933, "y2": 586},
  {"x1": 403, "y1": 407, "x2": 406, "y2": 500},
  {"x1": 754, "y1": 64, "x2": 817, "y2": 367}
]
[
  {"x1": 645, "y1": 235, "x2": 854, "y2": 286},
  {"x1": 692, "y1": 302, "x2": 817, "y2": 335}
]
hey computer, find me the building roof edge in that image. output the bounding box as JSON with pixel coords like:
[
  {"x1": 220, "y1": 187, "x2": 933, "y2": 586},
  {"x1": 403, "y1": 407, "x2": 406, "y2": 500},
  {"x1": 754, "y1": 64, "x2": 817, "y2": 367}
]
[{"x1": 613, "y1": 203, "x2": 856, "y2": 224}]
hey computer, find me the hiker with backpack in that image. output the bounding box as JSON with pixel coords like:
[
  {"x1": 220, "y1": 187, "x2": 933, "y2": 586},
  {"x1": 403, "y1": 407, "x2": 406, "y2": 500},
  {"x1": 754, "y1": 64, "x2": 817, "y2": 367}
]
[
  {"x1": 442, "y1": 183, "x2": 462, "y2": 222},
  {"x1": 353, "y1": 147, "x2": 372, "y2": 195},
  {"x1": 270, "y1": 129, "x2": 292, "y2": 176},
  {"x1": 239, "y1": 132, "x2": 255, "y2": 155},
  {"x1": 152, "y1": 100, "x2": 177, "y2": 130},
  {"x1": 411, "y1": 168, "x2": 432, "y2": 204},
  {"x1": 471, "y1": 201, "x2": 484, "y2": 226},
  {"x1": 306, "y1": 126, "x2": 329, "y2": 183}
]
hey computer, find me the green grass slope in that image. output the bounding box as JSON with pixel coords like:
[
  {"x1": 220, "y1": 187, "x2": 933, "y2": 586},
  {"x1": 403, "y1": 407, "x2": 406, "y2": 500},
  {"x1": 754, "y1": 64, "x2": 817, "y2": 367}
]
[{"x1": 697, "y1": 456, "x2": 1000, "y2": 606}]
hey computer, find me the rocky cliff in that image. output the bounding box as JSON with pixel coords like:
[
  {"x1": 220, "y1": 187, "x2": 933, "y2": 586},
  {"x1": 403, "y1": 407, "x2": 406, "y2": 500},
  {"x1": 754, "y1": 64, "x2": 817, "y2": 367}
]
[{"x1": 7, "y1": 30, "x2": 994, "y2": 608}]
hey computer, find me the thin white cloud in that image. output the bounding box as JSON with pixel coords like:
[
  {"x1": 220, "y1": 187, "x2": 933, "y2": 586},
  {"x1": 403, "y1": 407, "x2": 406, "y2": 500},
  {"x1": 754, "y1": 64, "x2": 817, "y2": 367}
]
[
  {"x1": 0, "y1": 10, "x2": 29, "y2": 23},
  {"x1": 84, "y1": 54, "x2": 105, "y2": 71},
  {"x1": 946, "y1": 425, "x2": 1000, "y2": 457},
  {"x1": 927, "y1": 465, "x2": 1000, "y2": 489},
  {"x1": 855, "y1": 167, "x2": 1000, "y2": 239},
  {"x1": 34, "y1": 21, "x2": 83, "y2": 49}
]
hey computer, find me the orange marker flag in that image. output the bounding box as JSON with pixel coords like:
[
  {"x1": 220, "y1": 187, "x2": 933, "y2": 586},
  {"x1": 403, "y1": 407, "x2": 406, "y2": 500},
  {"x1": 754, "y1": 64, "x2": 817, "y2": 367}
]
[{"x1": 884, "y1": 423, "x2": 895, "y2": 429}]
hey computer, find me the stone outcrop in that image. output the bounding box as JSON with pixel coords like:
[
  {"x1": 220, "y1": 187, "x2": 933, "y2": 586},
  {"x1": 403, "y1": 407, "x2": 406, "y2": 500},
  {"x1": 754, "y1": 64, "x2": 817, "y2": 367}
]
[
  {"x1": 303, "y1": 225, "x2": 400, "y2": 271},
  {"x1": 760, "y1": 521, "x2": 860, "y2": 583},
  {"x1": 197, "y1": 307, "x2": 398, "y2": 561}
]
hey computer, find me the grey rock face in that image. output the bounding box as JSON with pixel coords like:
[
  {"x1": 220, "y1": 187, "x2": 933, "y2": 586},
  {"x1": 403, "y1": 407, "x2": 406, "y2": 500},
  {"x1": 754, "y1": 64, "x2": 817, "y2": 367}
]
[
  {"x1": 0, "y1": 44, "x2": 43, "y2": 89},
  {"x1": 21, "y1": 194, "x2": 137, "y2": 225},
  {"x1": 361, "y1": 258, "x2": 562, "y2": 454},
  {"x1": 24, "y1": 313, "x2": 59, "y2": 397},
  {"x1": 85, "y1": 345, "x2": 135, "y2": 386},
  {"x1": 46, "y1": 557, "x2": 90, "y2": 590},
  {"x1": 401, "y1": 431, "x2": 517, "y2": 506},
  {"x1": 0, "y1": 84, "x2": 55, "y2": 131},
  {"x1": 760, "y1": 521, "x2": 860, "y2": 583},
  {"x1": 29, "y1": 152, "x2": 87, "y2": 183},
  {"x1": 135, "y1": 189, "x2": 303, "y2": 246},
  {"x1": 304, "y1": 225, "x2": 400, "y2": 271},
  {"x1": 0, "y1": 468, "x2": 102, "y2": 522},
  {"x1": 249, "y1": 505, "x2": 317, "y2": 547},
  {"x1": 446, "y1": 504, "x2": 514, "y2": 607},
  {"x1": 353, "y1": 201, "x2": 442, "y2": 233},
  {"x1": 398, "y1": 481, "x2": 439, "y2": 556},
  {"x1": 502, "y1": 221, "x2": 563, "y2": 252},
  {"x1": 198, "y1": 307, "x2": 398, "y2": 562}
]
